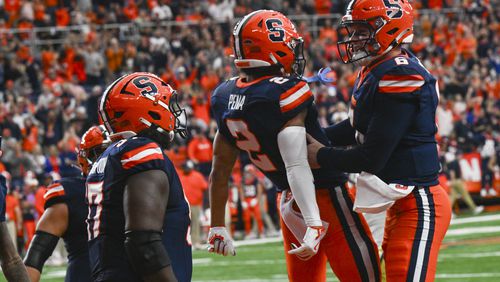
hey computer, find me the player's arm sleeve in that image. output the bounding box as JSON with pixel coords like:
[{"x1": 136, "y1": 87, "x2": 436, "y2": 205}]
[
  {"x1": 317, "y1": 94, "x2": 418, "y2": 173},
  {"x1": 209, "y1": 131, "x2": 239, "y2": 227},
  {"x1": 123, "y1": 169, "x2": 176, "y2": 280},
  {"x1": 278, "y1": 111, "x2": 322, "y2": 227},
  {"x1": 24, "y1": 203, "x2": 68, "y2": 276},
  {"x1": 323, "y1": 119, "x2": 357, "y2": 146}
]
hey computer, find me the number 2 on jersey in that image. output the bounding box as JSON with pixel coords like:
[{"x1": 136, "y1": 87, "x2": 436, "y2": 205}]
[{"x1": 226, "y1": 119, "x2": 276, "y2": 172}]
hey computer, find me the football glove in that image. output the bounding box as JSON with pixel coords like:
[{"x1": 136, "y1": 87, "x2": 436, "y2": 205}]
[
  {"x1": 207, "y1": 227, "x2": 236, "y2": 256},
  {"x1": 288, "y1": 226, "x2": 326, "y2": 261}
]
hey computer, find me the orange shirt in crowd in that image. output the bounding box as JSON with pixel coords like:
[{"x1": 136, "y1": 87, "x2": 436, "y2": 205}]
[
  {"x1": 35, "y1": 186, "x2": 48, "y2": 217},
  {"x1": 200, "y1": 73, "x2": 220, "y2": 92},
  {"x1": 106, "y1": 47, "x2": 124, "y2": 73},
  {"x1": 4, "y1": 0, "x2": 21, "y2": 13},
  {"x1": 22, "y1": 126, "x2": 39, "y2": 152},
  {"x1": 187, "y1": 136, "x2": 213, "y2": 164},
  {"x1": 178, "y1": 170, "x2": 208, "y2": 206},
  {"x1": 191, "y1": 96, "x2": 211, "y2": 126},
  {"x1": 165, "y1": 146, "x2": 188, "y2": 168},
  {"x1": 5, "y1": 194, "x2": 20, "y2": 222},
  {"x1": 55, "y1": 8, "x2": 71, "y2": 27},
  {"x1": 45, "y1": 0, "x2": 58, "y2": 7}
]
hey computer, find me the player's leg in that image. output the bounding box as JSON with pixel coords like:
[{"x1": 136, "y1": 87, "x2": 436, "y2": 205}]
[
  {"x1": 242, "y1": 202, "x2": 252, "y2": 235},
  {"x1": 383, "y1": 186, "x2": 451, "y2": 282},
  {"x1": 319, "y1": 187, "x2": 381, "y2": 282},
  {"x1": 277, "y1": 192, "x2": 327, "y2": 282},
  {"x1": 253, "y1": 203, "x2": 265, "y2": 236}
]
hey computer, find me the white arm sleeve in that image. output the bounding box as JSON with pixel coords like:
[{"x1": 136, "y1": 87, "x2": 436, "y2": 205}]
[{"x1": 277, "y1": 126, "x2": 322, "y2": 227}]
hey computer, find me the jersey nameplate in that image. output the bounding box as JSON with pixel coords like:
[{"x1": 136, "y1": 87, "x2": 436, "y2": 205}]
[
  {"x1": 90, "y1": 157, "x2": 108, "y2": 175},
  {"x1": 228, "y1": 94, "x2": 246, "y2": 110}
]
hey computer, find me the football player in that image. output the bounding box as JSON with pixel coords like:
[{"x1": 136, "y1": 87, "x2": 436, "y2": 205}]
[
  {"x1": 307, "y1": 0, "x2": 452, "y2": 281},
  {"x1": 0, "y1": 149, "x2": 30, "y2": 282},
  {"x1": 88, "y1": 72, "x2": 191, "y2": 282},
  {"x1": 208, "y1": 10, "x2": 380, "y2": 282},
  {"x1": 24, "y1": 125, "x2": 110, "y2": 282}
]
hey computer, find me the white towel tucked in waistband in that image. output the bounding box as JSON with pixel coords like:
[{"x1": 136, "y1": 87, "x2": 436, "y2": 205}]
[{"x1": 353, "y1": 172, "x2": 415, "y2": 213}]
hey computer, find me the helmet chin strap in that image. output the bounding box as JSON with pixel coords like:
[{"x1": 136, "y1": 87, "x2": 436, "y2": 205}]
[{"x1": 139, "y1": 117, "x2": 175, "y2": 143}]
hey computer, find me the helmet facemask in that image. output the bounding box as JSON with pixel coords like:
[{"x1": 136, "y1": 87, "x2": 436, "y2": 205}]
[
  {"x1": 337, "y1": 20, "x2": 379, "y2": 64},
  {"x1": 290, "y1": 37, "x2": 306, "y2": 77}
]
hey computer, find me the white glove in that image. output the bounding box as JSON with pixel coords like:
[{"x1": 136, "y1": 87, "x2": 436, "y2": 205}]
[
  {"x1": 288, "y1": 226, "x2": 326, "y2": 261},
  {"x1": 249, "y1": 198, "x2": 258, "y2": 207},
  {"x1": 241, "y1": 201, "x2": 248, "y2": 209},
  {"x1": 207, "y1": 227, "x2": 236, "y2": 256}
]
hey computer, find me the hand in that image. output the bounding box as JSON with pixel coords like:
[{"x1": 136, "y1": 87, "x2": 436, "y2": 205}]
[
  {"x1": 207, "y1": 227, "x2": 236, "y2": 256},
  {"x1": 288, "y1": 226, "x2": 326, "y2": 260},
  {"x1": 306, "y1": 134, "x2": 324, "y2": 169}
]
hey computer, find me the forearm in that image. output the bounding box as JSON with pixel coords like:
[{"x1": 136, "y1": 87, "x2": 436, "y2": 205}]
[
  {"x1": 0, "y1": 223, "x2": 29, "y2": 281},
  {"x1": 2, "y1": 255, "x2": 30, "y2": 282},
  {"x1": 26, "y1": 266, "x2": 41, "y2": 282},
  {"x1": 324, "y1": 119, "x2": 356, "y2": 146},
  {"x1": 209, "y1": 172, "x2": 230, "y2": 227}
]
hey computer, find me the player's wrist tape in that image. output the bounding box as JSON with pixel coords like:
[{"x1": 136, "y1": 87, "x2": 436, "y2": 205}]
[
  {"x1": 124, "y1": 230, "x2": 171, "y2": 276},
  {"x1": 24, "y1": 230, "x2": 59, "y2": 272}
]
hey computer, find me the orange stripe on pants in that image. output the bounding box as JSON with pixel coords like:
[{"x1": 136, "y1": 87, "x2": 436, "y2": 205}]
[
  {"x1": 383, "y1": 185, "x2": 451, "y2": 282},
  {"x1": 278, "y1": 186, "x2": 381, "y2": 282}
]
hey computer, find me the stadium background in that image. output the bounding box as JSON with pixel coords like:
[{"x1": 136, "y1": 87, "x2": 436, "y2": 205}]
[{"x1": 1, "y1": 0, "x2": 500, "y2": 281}]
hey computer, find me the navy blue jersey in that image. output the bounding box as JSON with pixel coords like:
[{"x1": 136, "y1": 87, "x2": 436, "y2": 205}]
[
  {"x1": 44, "y1": 176, "x2": 91, "y2": 282},
  {"x1": 212, "y1": 76, "x2": 347, "y2": 192},
  {"x1": 0, "y1": 175, "x2": 6, "y2": 222},
  {"x1": 86, "y1": 137, "x2": 192, "y2": 282},
  {"x1": 319, "y1": 49, "x2": 440, "y2": 186}
]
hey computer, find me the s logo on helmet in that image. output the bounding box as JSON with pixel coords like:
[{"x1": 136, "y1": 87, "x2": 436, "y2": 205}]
[
  {"x1": 265, "y1": 19, "x2": 285, "y2": 42},
  {"x1": 132, "y1": 76, "x2": 158, "y2": 96},
  {"x1": 383, "y1": 0, "x2": 403, "y2": 19}
]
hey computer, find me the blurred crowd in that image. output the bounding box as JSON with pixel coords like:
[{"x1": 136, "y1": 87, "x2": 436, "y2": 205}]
[{"x1": 1, "y1": 0, "x2": 500, "y2": 251}]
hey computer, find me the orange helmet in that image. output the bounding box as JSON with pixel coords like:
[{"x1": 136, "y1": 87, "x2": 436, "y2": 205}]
[
  {"x1": 232, "y1": 10, "x2": 305, "y2": 76},
  {"x1": 78, "y1": 125, "x2": 111, "y2": 176},
  {"x1": 98, "y1": 72, "x2": 187, "y2": 147},
  {"x1": 337, "y1": 0, "x2": 414, "y2": 64}
]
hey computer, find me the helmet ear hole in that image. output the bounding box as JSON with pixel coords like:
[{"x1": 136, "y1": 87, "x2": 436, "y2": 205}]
[
  {"x1": 276, "y1": 51, "x2": 287, "y2": 57},
  {"x1": 114, "y1": 112, "x2": 124, "y2": 118},
  {"x1": 148, "y1": 111, "x2": 161, "y2": 120},
  {"x1": 387, "y1": 28, "x2": 399, "y2": 35}
]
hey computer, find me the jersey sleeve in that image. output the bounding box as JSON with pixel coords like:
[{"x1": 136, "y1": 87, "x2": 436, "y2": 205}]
[
  {"x1": 119, "y1": 138, "x2": 167, "y2": 175},
  {"x1": 44, "y1": 182, "x2": 68, "y2": 209},
  {"x1": 276, "y1": 78, "x2": 314, "y2": 119},
  {"x1": 210, "y1": 82, "x2": 237, "y2": 144},
  {"x1": 377, "y1": 64, "x2": 425, "y2": 97}
]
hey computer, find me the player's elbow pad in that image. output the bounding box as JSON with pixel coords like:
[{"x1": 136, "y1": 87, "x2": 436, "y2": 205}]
[
  {"x1": 278, "y1": 126, "x2": 322, "y2": 227},
  {"x1": 124, "y1": 230, "x2": 171, "y2": 277},
  {"x1": 24, "y1": 230, "x2": 59, "y2": 272}
]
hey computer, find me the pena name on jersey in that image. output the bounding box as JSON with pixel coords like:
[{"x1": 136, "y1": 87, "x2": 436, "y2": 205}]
[
  {"x1": 44, "y1": 176, "x2": 91, "y2": 282},
  {"x1": 212, "y1": 75, "x2": 347, "y2": 191},
  {"x1": 86, "y1": 136, "x2": 192, "y2": 282},
  {"x1": 350, "y1": 48, "x2": 440, "y2": 186}
]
